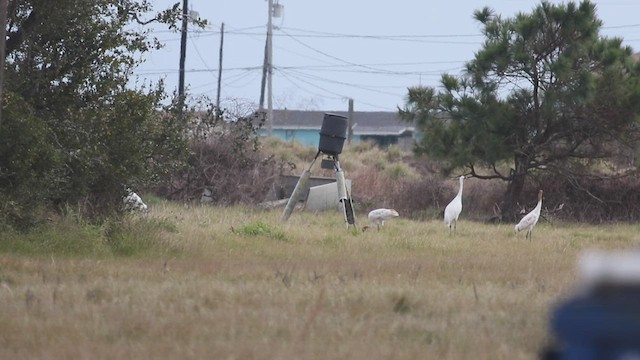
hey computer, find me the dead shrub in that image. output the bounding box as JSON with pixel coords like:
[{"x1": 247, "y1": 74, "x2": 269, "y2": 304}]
[
  {"x1": 155, "y1": 118, "x2": 279, "y2": 205},
  {"x1": 528, "y1": 173, "x2": 640, "y2": 223},
  {"x1": 349, "y1": 163, "x2": 444, "y2": 220},
  {"x1": 350, "y1": 169, "x2": 397, "y2": 212},
  {"x1": 458, "y1": 178, "x2": 507, "y2": 221},
  {"x1": 392, "y1": 176, "x2": 449, "y2": 220}
]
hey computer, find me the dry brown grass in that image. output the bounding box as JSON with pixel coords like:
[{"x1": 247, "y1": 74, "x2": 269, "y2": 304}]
[{"x1": 1, "y1": 201, "x2": 639, "y2": 359}]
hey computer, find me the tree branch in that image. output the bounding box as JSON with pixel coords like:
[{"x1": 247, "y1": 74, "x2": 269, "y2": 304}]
[{"x1": 468, "y1": 163, "x2": 510, "y2": 181}]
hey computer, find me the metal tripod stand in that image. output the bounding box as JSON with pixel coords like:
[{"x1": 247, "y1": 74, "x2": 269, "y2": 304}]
[{"x1": 281, "y1": 150, "x2": 356, "y2": 229}]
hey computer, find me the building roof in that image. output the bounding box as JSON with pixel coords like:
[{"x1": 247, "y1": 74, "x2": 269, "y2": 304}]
[{"x1": 270, "y1": 109, "x2": 414, "y2": 136}]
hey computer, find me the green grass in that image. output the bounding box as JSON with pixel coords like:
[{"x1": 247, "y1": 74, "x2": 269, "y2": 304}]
[
  {"x1": 237, "y1": 220, "x2": 286, "y2": 241},
  {"x1": 0, "y1": 200, "x2": 639, "y2": 359},
  {"x1": 0, "y1": 213, "x2": 181, "y2": 258},
  {"x1": 0, "y1": 218, "x2": 109, "y2": 257}
]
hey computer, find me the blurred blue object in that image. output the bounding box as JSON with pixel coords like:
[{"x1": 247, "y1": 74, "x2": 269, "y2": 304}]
[
  {"x1": 547, "y1": 250, "x2": 640, "y2": 360},
  {"x1": 551, "y1": 290, "x2": 640, "y2": 359}
]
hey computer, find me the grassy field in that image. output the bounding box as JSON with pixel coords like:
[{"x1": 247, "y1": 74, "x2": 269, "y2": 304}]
[{"x1": 0, "y1": 200, "x2": 638, "y2": 359}]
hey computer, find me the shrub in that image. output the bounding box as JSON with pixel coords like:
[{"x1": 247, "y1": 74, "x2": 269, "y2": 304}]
[
  {"x1": 103, "y1": 216, "x2": 181, "y2": 257},
  {"x1": 0, "y1": 213, "x2": 108, "y2": 257},
  {"x1": 524, "y1": 172, "x2": 640, "y2": 224},
  {"x1": 155, "y1": 108, "x2": 278, "y2": 205}
]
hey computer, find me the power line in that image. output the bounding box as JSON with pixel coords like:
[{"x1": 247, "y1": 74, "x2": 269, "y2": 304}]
[
  {"x1": 278, "y1": 70, "x2": 342, "y2": 100},
  {"x1": 149, "y1": 21, "x2": 640, "y2": 51},
  {"x1": 267, "y1": 44, "x2": 467, "y2": 73},
  {"x1": 279, "y1": 68, "x2": 404, "y2": 96},
  {"x1": 279, "y1": 70, "x2": 393, "y2": 111},
  {"x1": 188, "y1": 33, "x2": 214, "y2": 72},
  {"x1": 135, "y1": 66, "x2": 261, "y2": 74},
  {"x1": 279, "y1": 28, "x2": 419, "y2": 75},
  {"x1": 147, "y1": 21, "x2": 640, "y2": 35},
  {"x1": 604, "y1": 23, "x2": 640, "y2": 29},
  {"x1": 278, "y1": 64, "x2": 464, "y2": 76},
  {"x1": 191, "y1": 71, "x2": 261, "y2": 97},
  {"x1": 280, "y1": 60, "x2": 467, "y2": 68},
  {"x1": 134, "y1": 63, "x2": 463, "y2": 79},
  {"x1": 280, "y1": 26, "x2": 483, "y2": 40}
]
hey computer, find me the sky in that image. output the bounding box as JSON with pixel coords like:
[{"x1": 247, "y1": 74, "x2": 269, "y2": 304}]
[{"x1": 131, "y1": 0, "x2": 640, "y2": 114}]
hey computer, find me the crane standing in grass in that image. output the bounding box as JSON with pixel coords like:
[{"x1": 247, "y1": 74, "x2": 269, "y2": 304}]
[
  {"x1": 515, "y1": 190, "x2": 543, "y2": 240},
  {"x1": 363, "y1": 208, "x2": 399, "y2": 231},
  {"x1": 124, "y1": 188, "x2": 148, "y2": 212},
  {"x1": 444, "y1": 175, "x2": 466, "y2": 235}
]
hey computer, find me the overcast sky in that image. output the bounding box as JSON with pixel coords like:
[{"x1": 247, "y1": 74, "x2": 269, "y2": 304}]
[{"x1": 131, "y1": 0, "x2": 640, "y2": 114}]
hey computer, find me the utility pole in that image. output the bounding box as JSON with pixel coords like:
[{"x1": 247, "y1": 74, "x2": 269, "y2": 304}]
[
  {"x1": 347, "y1": 98, "x2": 354, "y2": 144},
  {"x1": 260, "y1": 1, "x2": 283, "y2": 136},
  {"x1": 0, "y1": 0, "x2": 8, "y2": 132},
  {"x1": 266, "y1": 0, "x2": 274, "y2": 136},
  {"x1": 258, "y1": 36, "x2": 267, "y2": 113},
  {"x1": 178, "y1": 0, "x2": 188, "y2": 113},
  {"x1": 216, "y1": 22, "x2": 224, "y2": 111}
]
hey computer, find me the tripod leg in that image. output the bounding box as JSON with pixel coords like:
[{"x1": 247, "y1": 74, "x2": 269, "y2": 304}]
[
  {"x1": 335, "y1": 159, "x2": 356, "y2": 229},
  {"x1": 281, "y1": 152, "x2": 319, "y2": 221}
]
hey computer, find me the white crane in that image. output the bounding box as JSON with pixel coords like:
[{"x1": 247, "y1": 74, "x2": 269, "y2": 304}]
[
  {"x1": 124, "y1": 188, "x2": 148, "y2": 212},
  {"x1": 363, "y1": 208, "x2": 399, "y2": 231},
  {"x1": 444, "y1": 175, "x2": 466, "y2": 234},
  {"x1": 515, "y1": 189, "x2": 543, "y2": 240}
]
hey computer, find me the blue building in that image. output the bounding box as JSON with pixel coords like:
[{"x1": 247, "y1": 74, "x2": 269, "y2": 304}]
[{"x1": 259, "y1": 109, "x2": 417, "y2": 150}]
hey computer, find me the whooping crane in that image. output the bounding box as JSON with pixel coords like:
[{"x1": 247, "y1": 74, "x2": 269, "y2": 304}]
[
  {"x1": 515, "y1": 190, "x2": 543, "y2": 240},
  {"x1": 124, "y1": 188, "x2": 148, "y2": 212},
  {"x1": 444, "y1": 175, "x2": 466, "y2": 234},
  {"x1": 363, "y1": 208, "x2": 399, "y2": 231}
]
